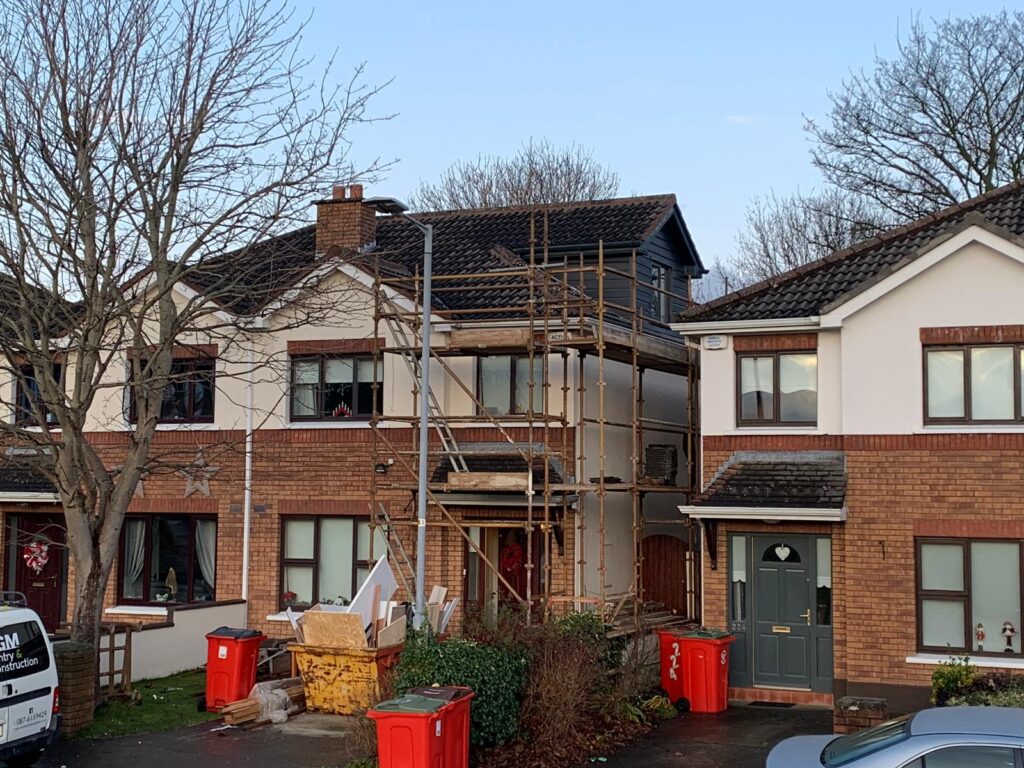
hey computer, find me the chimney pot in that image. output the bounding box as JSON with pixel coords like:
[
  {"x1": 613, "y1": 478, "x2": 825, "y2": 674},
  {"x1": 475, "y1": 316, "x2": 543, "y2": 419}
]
[
  {"x1": 332, "y1": 185, "x2": 347, "y2": 200},
  {"x1": 349, "y1": 184, "x2": 364, "y2": 201}
]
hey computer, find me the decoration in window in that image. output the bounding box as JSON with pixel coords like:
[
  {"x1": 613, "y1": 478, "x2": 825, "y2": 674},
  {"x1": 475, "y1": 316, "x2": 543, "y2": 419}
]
[
  {"x1": 119, "y1": 515, "x2": 216, "y2": 604},
  {"x1": 761, "y1": 542, "x2": 800, "y2": 563},
  {"x1": 289, "y1": 355, "x2": 379, "y2": 421}
]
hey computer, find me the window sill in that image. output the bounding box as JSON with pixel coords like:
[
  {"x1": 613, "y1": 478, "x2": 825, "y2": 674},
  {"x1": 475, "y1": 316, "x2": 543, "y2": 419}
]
[
  {"x1": 104, "y1": 605, "x2": 169, "y2": 617},
  {"x1": 266, "y1": 612, "x2": 291, "y2": 622},
  {"x1": 722, "y1": 427, "x2": 825, "y2": 435},
  {"x1": 283, "y1": 420, "x2": 373, "y2": 429},
  {"x1": 906, "y1": 653, "x2": 1024, "y2": 669},
  {"x1": 916, "y1": 425, "x2": 1024, "y2": 434},
  {"x1": 154, "y1": 423, "x2": 221, "y2": 431}
]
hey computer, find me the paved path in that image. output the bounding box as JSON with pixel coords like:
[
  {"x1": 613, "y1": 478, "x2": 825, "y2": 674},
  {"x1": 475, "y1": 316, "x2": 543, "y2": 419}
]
[
  {"x1": 602, "y1": 704, "x2": 833, "y2": 768},
  {"x1": 39, "y1": 715, "x2": 363, "y2": 768}
]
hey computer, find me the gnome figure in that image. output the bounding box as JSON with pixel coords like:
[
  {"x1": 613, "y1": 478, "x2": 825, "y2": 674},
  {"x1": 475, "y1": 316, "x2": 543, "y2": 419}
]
[{"x1": 1003, "y1": 621, "x2": 1017, "y2": 653}]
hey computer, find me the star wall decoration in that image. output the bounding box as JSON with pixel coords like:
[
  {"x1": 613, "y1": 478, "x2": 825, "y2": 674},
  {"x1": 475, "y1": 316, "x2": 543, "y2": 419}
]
[{"x1": 178, "y1": 450, "x2": 220, "y2": 498}]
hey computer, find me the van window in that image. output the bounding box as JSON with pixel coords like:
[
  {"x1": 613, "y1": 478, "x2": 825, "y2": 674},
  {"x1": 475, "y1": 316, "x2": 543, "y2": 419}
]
[{"x1": 0, "y1": 621, "x2": 50, "y2": 681}]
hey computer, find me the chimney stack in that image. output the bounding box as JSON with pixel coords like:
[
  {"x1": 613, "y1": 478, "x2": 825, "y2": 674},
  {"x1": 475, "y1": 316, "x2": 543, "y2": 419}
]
[{"x1": 315, "y1": 184, "x2": 376, "y2": 255}]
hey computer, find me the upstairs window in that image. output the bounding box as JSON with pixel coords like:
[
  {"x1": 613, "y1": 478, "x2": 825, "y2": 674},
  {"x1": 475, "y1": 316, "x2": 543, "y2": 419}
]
[
  {"x1": 129, "y1": 357, "x2": 215, "y2": 424},
  {"x1": 15, "y1": 363, "x2": 61, "y2": 426},
  {"x1": 290, "y1": 355, "x2": 380, "y2": 421},
  {"x1": 650, "y1": 263, "x2": 672, "y2": 323},
  {"x1": 925, "y1": 344, "x2": 1023, "y2": 423},
  {"x1": 478, "y1": 356, "x2": 542, "y2": 417},
  {"x1": 736, "y1": 352, "x2": 817, "y2": 425}
]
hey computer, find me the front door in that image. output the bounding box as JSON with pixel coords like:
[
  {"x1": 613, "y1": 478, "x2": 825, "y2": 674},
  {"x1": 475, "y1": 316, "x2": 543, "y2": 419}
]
[
  {"x1": 12, "y1": 515, "x2": 66, "y2": 632},
  {"x1": 752, "y1": 536, "x2": 813, "y2": 689}
]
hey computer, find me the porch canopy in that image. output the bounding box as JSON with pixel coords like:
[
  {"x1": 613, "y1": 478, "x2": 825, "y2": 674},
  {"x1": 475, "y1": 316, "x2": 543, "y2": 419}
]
[{"x1": 679, "y1": 451, "x2": 846, "y2": 568}]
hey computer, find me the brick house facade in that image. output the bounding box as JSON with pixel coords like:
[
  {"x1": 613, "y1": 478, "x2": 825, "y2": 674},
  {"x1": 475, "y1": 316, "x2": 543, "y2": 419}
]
[
  {"x1": 0, "y1": 185, "x2": 702, "y2": 641},
  {"x1": 675, "y1": 183, "x2": 1024, "y2": 712}
]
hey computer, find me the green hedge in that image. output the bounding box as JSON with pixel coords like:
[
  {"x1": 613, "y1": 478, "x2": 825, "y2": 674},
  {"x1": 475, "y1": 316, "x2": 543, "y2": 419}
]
[{"x1": 394, "y1": 631, "x2": 527, "y2": 747}]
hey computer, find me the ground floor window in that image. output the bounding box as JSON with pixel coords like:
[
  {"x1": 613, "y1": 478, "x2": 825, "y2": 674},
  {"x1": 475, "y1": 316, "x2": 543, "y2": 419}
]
[
  {"x1": 119, "y1": 515, "x2": 217, "y2": 604},
  {"x1": 280, "y1": 517, "x2": 385, "y2": 610},
  {"x1": 916, "y1": 538, "x2": 1022, "y2": 655}
]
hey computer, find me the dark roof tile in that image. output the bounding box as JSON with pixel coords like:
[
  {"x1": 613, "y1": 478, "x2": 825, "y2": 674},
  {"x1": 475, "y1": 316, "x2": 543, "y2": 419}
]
[{"x1": 694, "y1": 451, "x2": 846, "y2": 509}]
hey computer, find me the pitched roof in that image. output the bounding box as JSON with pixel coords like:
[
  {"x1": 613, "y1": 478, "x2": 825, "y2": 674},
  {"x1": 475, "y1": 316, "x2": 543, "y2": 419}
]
[
  {"x1": 430, "y1": 443, "x2": 565, "y2": 488},
  {"x1": 694, "y1": 451, "x2": 846, "y2": 509},
  {"x1": 683, "y1": 180, "x2": 1024, "y2": 323},
  {"x1": 185, "y1": 195, "x2": 681, "y2": 316}
]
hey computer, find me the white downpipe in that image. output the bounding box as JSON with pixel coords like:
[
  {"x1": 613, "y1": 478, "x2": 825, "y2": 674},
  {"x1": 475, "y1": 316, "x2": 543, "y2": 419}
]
[{"x1": 241, "y1": 341, "x2": 255, "y2": 618}]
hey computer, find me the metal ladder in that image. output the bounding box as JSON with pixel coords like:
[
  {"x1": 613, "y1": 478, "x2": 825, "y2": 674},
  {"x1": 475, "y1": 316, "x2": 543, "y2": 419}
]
[
  {"x1": 374, "y1": 503, "x2": 416, "y2": 597},
  {"x1": 382, "y1": 311, "x2": 468, "y2": 474}
]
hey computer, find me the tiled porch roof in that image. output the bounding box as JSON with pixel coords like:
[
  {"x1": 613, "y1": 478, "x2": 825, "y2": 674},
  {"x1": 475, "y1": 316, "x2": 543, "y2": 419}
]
[{"x1": 695, "y1": 451, "x2": 846, "y2": 509}]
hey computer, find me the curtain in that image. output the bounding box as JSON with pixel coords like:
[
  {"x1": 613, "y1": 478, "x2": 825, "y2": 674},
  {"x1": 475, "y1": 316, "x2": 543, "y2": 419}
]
[
  {"x1": 124, "y1": 519, "x2": 146, "y2": 598},
  {"x1": 195, "y1": 520, "x2": 217, "y2": 595}
]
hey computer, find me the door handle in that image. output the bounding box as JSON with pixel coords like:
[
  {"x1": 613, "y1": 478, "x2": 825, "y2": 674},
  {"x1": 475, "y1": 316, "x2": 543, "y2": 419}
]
[{"x1": 799, "y1": 610, "x2": 811, "y2": 626}]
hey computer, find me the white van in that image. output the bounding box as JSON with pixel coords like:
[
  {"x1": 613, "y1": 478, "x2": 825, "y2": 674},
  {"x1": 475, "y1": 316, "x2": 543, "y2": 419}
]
[{"x1": 0, "y1": 601, "x2": 60, "y2": 767}]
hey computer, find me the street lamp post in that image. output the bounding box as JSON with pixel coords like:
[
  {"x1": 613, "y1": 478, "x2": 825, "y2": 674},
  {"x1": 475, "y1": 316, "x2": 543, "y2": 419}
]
[{"x1": 366, "y1": 197, "x2": 432, "y2": 629}]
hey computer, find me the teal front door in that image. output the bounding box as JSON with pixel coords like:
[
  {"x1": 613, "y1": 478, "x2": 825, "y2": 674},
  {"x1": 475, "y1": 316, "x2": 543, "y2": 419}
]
[{"x1": 752, "y1": 536, "x2": 813, "y2": 689}]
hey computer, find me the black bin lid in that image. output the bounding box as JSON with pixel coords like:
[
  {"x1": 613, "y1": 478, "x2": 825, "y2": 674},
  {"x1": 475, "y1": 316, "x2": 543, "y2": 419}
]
[
  {"x1": 207, "y1": 626, "x2": 263, "y2": 639},
  {"x1": 408, "y1": 686, "x2": 472, "y2": 702}
]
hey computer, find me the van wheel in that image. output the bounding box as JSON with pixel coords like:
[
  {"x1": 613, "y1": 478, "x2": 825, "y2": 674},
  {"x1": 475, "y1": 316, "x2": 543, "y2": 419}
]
[{"x1": 6, "y1": 749, "x2": 42, "y2": 768}]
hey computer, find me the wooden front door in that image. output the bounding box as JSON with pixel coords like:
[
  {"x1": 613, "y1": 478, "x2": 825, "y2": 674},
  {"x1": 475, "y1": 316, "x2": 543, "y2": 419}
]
[
  {"x1": 642, "y1": 534, "x2": 689, "y2": 614},
  {"x1": 13, "y1": 515, "x2": 66, "y2": 632}
]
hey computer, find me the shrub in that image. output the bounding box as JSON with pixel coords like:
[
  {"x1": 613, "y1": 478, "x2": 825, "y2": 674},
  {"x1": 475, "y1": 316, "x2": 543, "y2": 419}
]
[
  {"x1": 394, "y1": 630, "x2": 527, "y2": 747},
  {"x1": 931, "y1": 656, "x2": 977, "y2": 705}
]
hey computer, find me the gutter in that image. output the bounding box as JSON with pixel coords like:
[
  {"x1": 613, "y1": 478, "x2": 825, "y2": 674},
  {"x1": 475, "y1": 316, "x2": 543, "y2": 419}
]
[{"x1": 670, "y1": 316, "x2": 821, "y2": 336}]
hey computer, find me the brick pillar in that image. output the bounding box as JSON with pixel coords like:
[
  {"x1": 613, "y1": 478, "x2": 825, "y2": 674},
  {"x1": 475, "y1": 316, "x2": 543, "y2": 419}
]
[
  {"x1": 833, "y1": 696, "x2": 887, "y2": 734},
  {"x1": 54, "y1": 641, "x2": 96, "y2": 735},
  {"x1": 315, "y1": 184, "x2": 378, "y2": 255}
]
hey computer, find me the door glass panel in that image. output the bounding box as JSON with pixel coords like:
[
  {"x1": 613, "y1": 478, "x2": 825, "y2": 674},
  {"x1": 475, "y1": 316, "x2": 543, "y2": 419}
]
[
  {"x1": 922, "y1": 746, "x2": 1016, "y2": 767},
  {"x1": 730, "y1": 536, "x2": 747, "y2": 622},
  {"x1": 970, "y1": 541, "x2": 1021, "y2": 654},
  {"x1": 779, "y1": 353, "x2": 817, "y2": 422},
  {"x1": 971, "y1": 347, "x2": 1014, "y2": 420},
  {"x1": 920, "y1": 542, "x2": 964, "y2": 591},
  {"x1": 761, "y1": 542, "x2": 801, "y2": 563},
  {"x1": 816, "y1": 538, "x2": 832, "y2": 626},
  {"x1": 467, "y1": 527, "x2": 482, "y2": 603},
  {"x1": 739, "y1": 356, "x2": 774, "y2": 420},
  {"x1": 927, "y1": 350, "x2": 965, "y2": 418},
  {"x1": 921, "y1": 599, "x2": 965, "y2": 648}
]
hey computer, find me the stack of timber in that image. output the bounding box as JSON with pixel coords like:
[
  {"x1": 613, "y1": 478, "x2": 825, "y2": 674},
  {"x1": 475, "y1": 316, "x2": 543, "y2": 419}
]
[
  {"x1": 605, "y1": 595, "x2": 694, "y2": 639},
  {"x1": 221, "y1": 683, "x2": 305, "y2": 726}
]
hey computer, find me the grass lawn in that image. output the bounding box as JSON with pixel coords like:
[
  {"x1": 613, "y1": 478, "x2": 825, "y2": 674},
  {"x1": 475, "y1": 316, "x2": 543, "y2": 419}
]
[{"x1": 75, "y1": 669, "x2": 219, "y2": 739}]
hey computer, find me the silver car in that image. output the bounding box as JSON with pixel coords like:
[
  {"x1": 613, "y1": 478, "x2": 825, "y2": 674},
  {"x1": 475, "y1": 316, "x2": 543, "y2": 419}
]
[{"x1": 766, "y1": 707, "x2": 1024, "y2": 767}]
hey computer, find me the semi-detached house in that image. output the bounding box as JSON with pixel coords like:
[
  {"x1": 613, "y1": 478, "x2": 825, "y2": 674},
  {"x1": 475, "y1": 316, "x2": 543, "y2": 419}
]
[
  {"x1": 675, "y1": 180, "x2": 1024, "y2": 711},
  {"x1": 0, "y1": 185, "x2": 705, "y2": 644}
]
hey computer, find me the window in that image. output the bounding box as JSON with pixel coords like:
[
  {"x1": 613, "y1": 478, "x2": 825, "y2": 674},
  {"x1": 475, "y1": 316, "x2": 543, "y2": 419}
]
[
  {"x1": 817, "y1": 538, "x2": 833, "y2": 626},
  {"x1": 736, "y1": 352, "x2": 817, "y2": 425},
  {"x1": 129, "y1": 357, "x2": 215, "y2": 424},
  {"x1": 478, "y1": 356, "x2": 543, "y2": 416},
  {"x1": 822, "y1": 715, "x2": 910, "y2": 766},
  {"x1": 905, "y1": 746, "x2": 1017, "y2": 768},
  {"x1": 0, "y1": 621, "x2": 51, "y2": 681},
  {"x1": 650, "y1": 263, "x2": 672, "y2": 323},
  {"x1": 15, "y1": 363, "x2": 61, "y2": 425},
  {"x1": 924, "y1": 344, "x2": 1024, "y2": 423},
  {"x1": 289, "y1": 355, "x2": 379, "y2": 421},
  {"x1": 280, "y1": 517, "x2": 386, "y2": 609},
  {"x1": 119, "y1": 515, "x2": 216, "y2": 604},
  {"x1": 916, "y1": 538, "x2": 1023, "y2": 655}
]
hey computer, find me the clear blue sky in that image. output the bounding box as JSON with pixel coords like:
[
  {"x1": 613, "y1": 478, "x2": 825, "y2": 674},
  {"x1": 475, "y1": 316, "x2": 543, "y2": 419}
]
[{"x1": 294, "y1": 1, "x2": 1010, "y2": 267}]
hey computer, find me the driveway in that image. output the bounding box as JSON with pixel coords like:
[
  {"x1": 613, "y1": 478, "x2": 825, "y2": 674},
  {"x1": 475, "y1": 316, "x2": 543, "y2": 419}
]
[
  {"x1": 602, "y1": 704, "x2": 833, "y2": 768},
  {"x1": 39, "y1": 714, "x2": 364, "y2": 768}
]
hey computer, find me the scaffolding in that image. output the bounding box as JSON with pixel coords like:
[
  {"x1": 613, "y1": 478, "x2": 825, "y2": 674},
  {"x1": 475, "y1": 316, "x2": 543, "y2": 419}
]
[{"x1": 368, "y1": 212, "x2": 700, "y2": 630}]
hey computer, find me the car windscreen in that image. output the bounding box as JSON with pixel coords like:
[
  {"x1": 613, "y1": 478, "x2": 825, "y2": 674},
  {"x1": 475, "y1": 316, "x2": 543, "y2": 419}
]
[
  {"x1": 822, "y1": 715, "x2": 912, "y2": 766},
  {"x1": 0, "y1": 620, "x2": 50, "y2": 682}
]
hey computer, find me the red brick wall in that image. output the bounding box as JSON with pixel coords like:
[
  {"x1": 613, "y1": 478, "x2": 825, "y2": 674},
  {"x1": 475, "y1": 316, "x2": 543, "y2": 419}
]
[
  {"x1": 1, "y1": 426, "x2": 576, "y2": 638},
  {"x1": 702, "y1": 433, "x2": 1024, "y2": 698},
  {"x1": 733, "y1": 333, "x2": 818, "y2": 351},
  {"x1": 315, "y1": 185, "x2": 377, "y2": 255}
]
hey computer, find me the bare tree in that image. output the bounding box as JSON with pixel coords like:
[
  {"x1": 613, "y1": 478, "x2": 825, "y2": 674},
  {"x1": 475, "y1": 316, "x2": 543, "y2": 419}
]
[
  {"x1": 729, "y1": 189, "x2": 888, "y2": 285},
  {"x1": 807, "y1": 11, "x2": 1024, "y2": 220},
  {"x1": 410, "y1": 138, "x2": 620, "y2": 210},
  {"x1": 0, "y1": 0, "x2": 386, "y2": 647},
  {"x1": 690, "y1": 261, "x2": 742, "y2": 305}
]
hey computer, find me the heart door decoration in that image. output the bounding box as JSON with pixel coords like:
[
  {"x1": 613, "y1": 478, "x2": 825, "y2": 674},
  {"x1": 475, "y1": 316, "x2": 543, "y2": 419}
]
[{"x1": 774, "y1": 544, "x2": 791, "y2": 561}]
